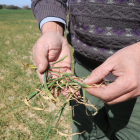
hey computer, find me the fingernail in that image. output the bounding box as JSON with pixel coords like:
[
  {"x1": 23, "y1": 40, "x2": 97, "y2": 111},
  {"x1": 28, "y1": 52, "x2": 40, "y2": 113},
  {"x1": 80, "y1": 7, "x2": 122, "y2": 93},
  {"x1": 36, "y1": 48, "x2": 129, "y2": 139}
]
[{"x1": 83, "y1": 77, "x2": 89, "y2": 84}]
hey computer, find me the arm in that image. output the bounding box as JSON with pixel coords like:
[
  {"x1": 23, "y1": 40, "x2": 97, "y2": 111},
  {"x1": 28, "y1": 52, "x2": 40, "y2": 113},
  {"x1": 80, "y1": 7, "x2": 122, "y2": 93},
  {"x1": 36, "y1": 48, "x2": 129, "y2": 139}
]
[
  {"x1": 31, "y1": 0, "x2": 67, "y2": 28},
  {"x1": 31, "y1": 0, "x2": 77, "y2": 98},
  {"x1": 31, "y1": 0, "x2": 70, "y2": 82},
  {"x1": 33, "y1": 21, "x2": 71, "y2": 82}
]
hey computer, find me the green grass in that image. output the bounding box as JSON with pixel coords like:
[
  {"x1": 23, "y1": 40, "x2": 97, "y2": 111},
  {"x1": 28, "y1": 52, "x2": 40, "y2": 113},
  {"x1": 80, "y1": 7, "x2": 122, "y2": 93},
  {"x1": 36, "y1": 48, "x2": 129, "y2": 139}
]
[{"x1": 0, "y1": 9, "x2": 73, "y2": 140}]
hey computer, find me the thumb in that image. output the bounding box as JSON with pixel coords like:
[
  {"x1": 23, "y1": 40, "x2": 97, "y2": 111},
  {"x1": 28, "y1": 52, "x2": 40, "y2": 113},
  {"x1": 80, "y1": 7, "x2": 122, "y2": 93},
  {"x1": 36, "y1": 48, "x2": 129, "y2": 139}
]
[
  {"x1": 83, "y1": 60, "x2": 114, "y2": 85},
  {"x1": 33, "y1": 43, "x2": 49, "y2": 74}
]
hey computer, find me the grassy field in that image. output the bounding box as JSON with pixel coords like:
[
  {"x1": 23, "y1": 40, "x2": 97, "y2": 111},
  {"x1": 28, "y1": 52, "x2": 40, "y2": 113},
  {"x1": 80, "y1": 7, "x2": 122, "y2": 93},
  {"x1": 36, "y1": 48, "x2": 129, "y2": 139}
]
[{"x1": 0, "y1": 9, "x2": 73, "y2": 140}]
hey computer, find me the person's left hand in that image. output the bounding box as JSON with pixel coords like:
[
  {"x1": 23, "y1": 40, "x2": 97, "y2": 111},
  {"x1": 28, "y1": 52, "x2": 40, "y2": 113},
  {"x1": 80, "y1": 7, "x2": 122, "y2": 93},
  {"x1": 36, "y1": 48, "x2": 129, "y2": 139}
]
[{"x1": 83, "y1": 42, "x2": 140, "y2": 105}]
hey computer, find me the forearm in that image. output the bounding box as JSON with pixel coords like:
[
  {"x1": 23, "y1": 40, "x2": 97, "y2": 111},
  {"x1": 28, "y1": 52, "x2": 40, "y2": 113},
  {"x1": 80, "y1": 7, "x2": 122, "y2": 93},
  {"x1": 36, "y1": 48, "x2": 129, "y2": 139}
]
[
  {"x1": 31, "y1": 0, "x2": 67, "y2": 28},
  {"x1": 41, "y1": 21, "x2": 64, "y2": 36}
]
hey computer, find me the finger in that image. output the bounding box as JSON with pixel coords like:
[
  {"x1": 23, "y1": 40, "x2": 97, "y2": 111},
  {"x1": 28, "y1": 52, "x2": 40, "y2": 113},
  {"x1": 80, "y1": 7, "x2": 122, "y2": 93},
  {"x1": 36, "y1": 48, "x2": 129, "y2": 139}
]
[
  {"x1": 54, "y1": 39, "x2": 71, "y2": 68},
  {"x1": 106, "y1": 92, "x2": 132, "y2": 105},
  {"x1": 85, "y1": 76, "x2": 131, "y2": 102},
  {"x1": 83, "y1": 59, "x2": 114, "y2": 85},
  {"x1": 33, "y1": 43, "x2": 49, "y2": 74},
  {"x1": 36, "y1": 69, "x2": 44, "y2": 83},
  {"x1": 61, "y1": 88, "x2": 71, "y2": 98}
]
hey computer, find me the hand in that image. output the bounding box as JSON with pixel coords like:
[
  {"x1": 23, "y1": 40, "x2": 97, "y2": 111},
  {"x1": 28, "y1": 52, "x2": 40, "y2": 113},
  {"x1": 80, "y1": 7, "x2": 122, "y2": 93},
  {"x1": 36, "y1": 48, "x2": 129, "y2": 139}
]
[
  {"x1": 33, "y1": 31, "x2": 71, "y2": 81},
  {"x1": 33, "y1": 21, "x2": 71, "y2": 82},
  {"x1": 33, "y1": 21, "x2": 76, "y2": 98},
  {"x1": 33, "y1": 32, "x2": 81, "y2": 98},
  {"x1": 84, "y1": 42, "x2": 140, "y2": 105}
]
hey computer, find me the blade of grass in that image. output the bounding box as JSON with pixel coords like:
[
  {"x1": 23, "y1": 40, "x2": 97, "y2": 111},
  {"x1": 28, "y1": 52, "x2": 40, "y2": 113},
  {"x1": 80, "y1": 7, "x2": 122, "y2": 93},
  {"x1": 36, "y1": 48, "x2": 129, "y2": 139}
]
[
  {"x1": 5, "y1": 102, "x2": 25, "y2": 114},
  {"x1": 44, "y1": 72, "x2": 56, "y2": 100},
  {"x1": 48, "y1": 77, "x2": 63, "y2": 89},
  {"x1": 72, "y1": 120, "x2": 81, "y2": 125},
  {"x1": 5, "y1": 84, "x2": 43, "y2": 114},
  {"x1": 48, "y1": 70, "x2": 74, "y2": 76},
  {"x1": 64, "y1": 75, "x2": 91, "y2": 88},
  {"x1": 56, "y1": 102, "x2": 67, "y2": 124},
  {"x1": 50, "y1": 55, "x2": 68, "y2": 65},
  {"x1": 49, "y1": 66, "x2": 62, "y2": 69},
  {"x1": 45, "y1": 94, "x2": 73, "y2": 140},
  {"x1": 56, "y1": 94, "x2": 73, "y2": 124},
  {"x1": 44, "y1": 104, "x2": 66, "y2": 140},
  {"x1": 82, "y1": 88, "x2": 86, "y2": 102}
]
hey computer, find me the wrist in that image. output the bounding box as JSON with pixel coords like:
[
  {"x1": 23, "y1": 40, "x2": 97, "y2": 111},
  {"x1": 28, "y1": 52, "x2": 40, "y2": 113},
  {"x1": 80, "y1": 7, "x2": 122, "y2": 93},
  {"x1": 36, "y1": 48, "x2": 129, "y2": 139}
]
[{"x1": 41, "y1": 21, "x2": 64, "y2": 36}]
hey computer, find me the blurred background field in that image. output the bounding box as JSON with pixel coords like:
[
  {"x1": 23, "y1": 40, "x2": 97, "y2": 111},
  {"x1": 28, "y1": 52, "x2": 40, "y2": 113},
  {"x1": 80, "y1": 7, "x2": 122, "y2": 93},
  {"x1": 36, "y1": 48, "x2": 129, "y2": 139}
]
[{"x1": 0, "y1": 9, "x2": 73, "y2": 140}]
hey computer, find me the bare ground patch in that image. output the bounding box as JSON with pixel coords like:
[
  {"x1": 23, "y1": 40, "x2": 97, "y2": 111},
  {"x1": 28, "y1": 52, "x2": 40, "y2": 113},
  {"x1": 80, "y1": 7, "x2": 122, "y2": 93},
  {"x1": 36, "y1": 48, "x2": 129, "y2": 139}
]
[{"x1": 25, "y1": 110, "x2": 45, "y2": 125}]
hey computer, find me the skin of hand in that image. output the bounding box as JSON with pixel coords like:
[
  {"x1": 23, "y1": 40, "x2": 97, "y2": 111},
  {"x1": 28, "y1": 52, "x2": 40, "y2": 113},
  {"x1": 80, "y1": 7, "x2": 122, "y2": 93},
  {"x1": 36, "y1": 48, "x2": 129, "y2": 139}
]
[
  {"x1": 83, "y1": 42, "x2": 140, "y2": 105},
  {"x1": 33, "y1": 21, "x2": 71, "y2": 81},
  {"x1": 33, "y1": 21, "x2": 73, "y2": 97}
]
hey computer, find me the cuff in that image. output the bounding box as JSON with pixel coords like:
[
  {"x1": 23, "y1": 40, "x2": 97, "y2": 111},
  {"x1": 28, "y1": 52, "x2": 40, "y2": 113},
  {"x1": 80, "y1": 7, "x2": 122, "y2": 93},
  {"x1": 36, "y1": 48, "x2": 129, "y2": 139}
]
[{"x1": 40, "y1": 17, "x2": 66, "y2": 34}]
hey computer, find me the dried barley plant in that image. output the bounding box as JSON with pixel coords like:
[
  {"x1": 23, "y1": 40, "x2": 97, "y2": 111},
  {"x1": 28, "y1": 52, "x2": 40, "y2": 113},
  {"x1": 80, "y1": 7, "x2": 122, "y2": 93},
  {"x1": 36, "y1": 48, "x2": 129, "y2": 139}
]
[{"x1": 6, "y1": 55, "x2": 109, "y2": 140}]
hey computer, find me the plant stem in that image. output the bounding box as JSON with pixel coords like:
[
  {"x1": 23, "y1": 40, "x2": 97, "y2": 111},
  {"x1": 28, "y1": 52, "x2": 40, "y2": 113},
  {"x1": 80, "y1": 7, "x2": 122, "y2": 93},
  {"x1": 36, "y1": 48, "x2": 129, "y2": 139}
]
[
  {"x1": 45, "y1": 102, "x2": 67, "y2": 140},
  {"x1": 50, "y1": 55, "x2": 68, "y2": 65}
]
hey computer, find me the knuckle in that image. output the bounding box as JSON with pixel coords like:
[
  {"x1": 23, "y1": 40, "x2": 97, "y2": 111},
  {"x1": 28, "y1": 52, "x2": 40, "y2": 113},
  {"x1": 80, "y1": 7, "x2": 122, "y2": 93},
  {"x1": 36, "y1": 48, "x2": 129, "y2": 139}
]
[
  {"x1": 125, "y1": 76, "x2": 138, "y2": 90},
  {"x1": 92, "y1": 69, "x2": 99, "y2": 78},
  {"x1": 33, "y1": 40, "x2": 41, "y2": 52},
  {"x1": 93, "y1": 68, "x2": 101, "y2": 77},
  {"x1": 102, "y1": 92, "x2": 112, "y2": 102},
  {"x1": 94, "y1": 66, "x2": 108, "y2": 78},
  {"x1": 105, "y1": 101, "x2": 115, "y2": 105},
  {"x1": 105, "y1": 102, "x2": 112, "y2": 105},
  {"x1": 36, "y1": 39, "x2": 42, "y2": 47},
  {"x1": 102, "y1": 67, "x2": 109, "y2": 76},
  {"x1": 129, "y1": 79, "x2": 138, "y2": 89}
]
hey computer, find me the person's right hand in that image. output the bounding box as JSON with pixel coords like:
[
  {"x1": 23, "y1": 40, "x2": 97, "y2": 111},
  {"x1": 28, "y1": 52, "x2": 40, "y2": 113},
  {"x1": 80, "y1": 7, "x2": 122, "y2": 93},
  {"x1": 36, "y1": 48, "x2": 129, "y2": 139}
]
[
  {"x1": 33, "y1": 22, "x2": 71, "y2": 83},
  {"x1": 33, "y1": 22, "x2": 80, "y2": 98}
]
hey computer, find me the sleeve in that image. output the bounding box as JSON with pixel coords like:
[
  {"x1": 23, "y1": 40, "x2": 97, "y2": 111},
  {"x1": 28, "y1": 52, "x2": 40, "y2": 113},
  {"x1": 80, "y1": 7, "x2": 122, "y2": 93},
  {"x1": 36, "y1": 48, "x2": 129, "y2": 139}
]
[
  {"x1": 40, "y1": 17, "x2": 66, "y2": 32},
  {"x1": 31, "y1": 0, "x2": 67, "y2": 28}
]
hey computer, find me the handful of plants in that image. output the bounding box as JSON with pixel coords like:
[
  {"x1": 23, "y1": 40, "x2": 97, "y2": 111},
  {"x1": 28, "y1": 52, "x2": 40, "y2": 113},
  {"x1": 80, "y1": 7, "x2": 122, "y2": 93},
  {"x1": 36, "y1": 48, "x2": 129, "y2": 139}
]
[{"x1": 6, "y1": 55, "x2": 107, "y2": 139}]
